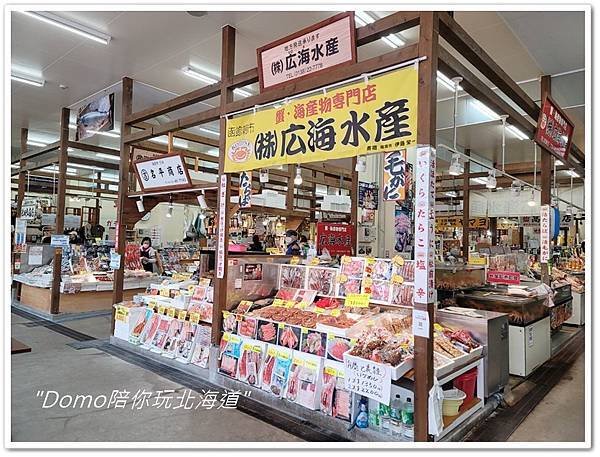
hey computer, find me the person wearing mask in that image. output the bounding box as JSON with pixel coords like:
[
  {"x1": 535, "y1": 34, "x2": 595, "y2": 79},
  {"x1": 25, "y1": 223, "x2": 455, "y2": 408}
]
[
  {"x1": 285, "y1": 230, "x2": 301, "y2": 256},
  {"x1": 248, "y1": 234, "x2": 264, "y2": 252},
  {"x1": 139, "y1": 237, "x2": 158, "y2": 273}
]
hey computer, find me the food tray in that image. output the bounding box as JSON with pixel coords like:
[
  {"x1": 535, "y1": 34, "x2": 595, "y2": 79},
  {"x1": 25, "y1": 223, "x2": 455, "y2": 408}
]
[
  {"x1": 315, "y1": 323, "x2": 352, "y2": 338},
  {"x1": 434, "y1": 353, "x2": 455, "y2": 378},
  {"x1": 343, "y1": 350, "x2": 413, "y2": 381},
  {"x1": 467, "y1": 345, "x2": 483, "y2": 359}
]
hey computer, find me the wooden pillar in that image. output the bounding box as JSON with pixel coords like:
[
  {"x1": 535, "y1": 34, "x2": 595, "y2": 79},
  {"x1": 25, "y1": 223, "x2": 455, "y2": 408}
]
[
  {"x1": 350, "y1": 157, "x2": 359, "y2": 255},
  {"x1": 310, "y1": 170, "x2": 317, "y2": 221},
  {"x1": 287, "y1": 164, "x2": 296, "y2": 211},
  {"x1": 16, "y1": 128, "x2": 28, "y2": 214},
  {"x1": 212, "y1": 25, "x2": 236, "y2": 345},
  {"x1": 112, "y1": 77, "x2": 134, "y2": 317},
  {"x1": 414, "y1": 11, "x2": 439, "y2": 443},
  {"x1": 95, "y1": 172, "x2": 102, "y2": 225},
  {"x1": 540, "y1": 75, "x2": 552, "y2": 285},
  {"x1": 490, "y1": 217, "x2": 498, "y2": 245},
  {"x1": 462, "y1": 149, "x2": 470, "y2": 258},
  {"x1": 50, "y1": 108, "x2": 70, "y2": 314}
]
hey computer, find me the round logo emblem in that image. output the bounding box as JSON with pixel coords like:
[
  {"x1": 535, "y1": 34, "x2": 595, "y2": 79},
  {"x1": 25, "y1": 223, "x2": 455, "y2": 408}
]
[{"x1": 228, "y1": 140, "x2": 253, "y2": 163}]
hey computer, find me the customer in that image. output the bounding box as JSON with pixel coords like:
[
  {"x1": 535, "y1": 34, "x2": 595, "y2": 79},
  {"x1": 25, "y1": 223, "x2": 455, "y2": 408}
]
[
  {"x1": 248, "y1": 234, "x2": 264, "y2": 252},
  {"x1": 139, "y1": 237, "x2": 158, "y2": 273},
  {"x1": 285, "y1": 230, "x2": 301, "y2": 256}
]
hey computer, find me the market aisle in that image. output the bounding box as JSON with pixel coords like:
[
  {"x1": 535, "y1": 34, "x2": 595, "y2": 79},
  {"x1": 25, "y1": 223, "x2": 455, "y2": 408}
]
[
  {"x1": 11, "y1": 313, "x2": 301, "y2": 442},
  {"x1": 507, "y1": 351, "x2": 585, "y2": 442}
]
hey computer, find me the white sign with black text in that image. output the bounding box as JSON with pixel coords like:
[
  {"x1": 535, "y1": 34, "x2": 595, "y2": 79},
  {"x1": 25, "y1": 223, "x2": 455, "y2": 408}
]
[
  {"x1": 216, "y1": 174, "x2": 228, "y2": 279},
  {"x1": 134, "y1": 154, "x2": 192, "y2": 191},
  {"x1": 344, "y1": 355, "x2": 392, "y2": 405}
]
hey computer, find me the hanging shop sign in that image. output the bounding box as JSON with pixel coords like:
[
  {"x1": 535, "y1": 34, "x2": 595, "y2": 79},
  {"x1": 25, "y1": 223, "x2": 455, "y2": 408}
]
[
  {"x1": 358, "y1": 182, "x2": 379, "y2": 210},
  {"x1": 20, "y1": 204, "x2": 36, "y2": 220},
  {"x1": 316, "y1": 222, "x2": 353, "y2": 256},
  {"x1": 487, "y1": 270, "x2": 521, "y2": 286},
  {"x1": 224, "y1": 64, "x2": 419, "y2": 173},
  {"x1": 534, "y1": 95, "x2": 575, "y2": 161},
  {"x1": 414, "y1": 146, "x2": 436, "y2": 304},
  {"x1": 75, "y1": 92, "x2": 115, "y2": 141},
  {"x1": 540, "y1": 205, "x2": 551, "y2": 263},
  {"x1": 216, "y1": 175, "x2": 228, "y2": 279},
  {"x1": 382, "y1": 150, "x2": 406, "y2": 201},
  {"x1": 257, "y1": 12, "x2": 356, "y2": 92},
  {"x1": 132, "y1": 148, "x2": 161, "y2": 162},
  {"x1": 560, "y1": 213, "x2": 572, "y2": 228},
  {"x1": 344, "y1": 354, "x2": 391, "y2": 405},
  {"x1": 50, "y1": 234, "x2": 70, "y2": 248},
  {"x1": 238, "y1": 171, "x2": 252, "y2": 208},
  {"x1": 133, "y1": 153, "x2": 192, "y2": 192},
  {"x1": 435, "y1": 216, "x2": 489, "y2": 231},
  {"x1": 521, "y1": 215, "x2": 540, "y2": 227}
]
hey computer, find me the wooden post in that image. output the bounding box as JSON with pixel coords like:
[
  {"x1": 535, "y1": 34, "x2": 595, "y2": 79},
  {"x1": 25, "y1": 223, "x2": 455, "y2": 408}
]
[
  {"x1": 310, "y1": 170, "x2": 317, "y2": 222},
  {"x1": 540, "y1": 75, "x2": 552, "y2": 285},
  {"x1": 95, "y1": 172, "x2": 102, "y2": 225},
  {"x1": 212, "y1": 25, "x2": 236, "y2": 345},
  {"x1": 350, "y1": 157, "x2": 359, "y2": 255},
  {"x1": 112, "y1": 77, "x2": 134, "y2": 318},
  {"x1": 490, "y1": 217, "x2": 498, "y2": 245},
  {"x1": 16, "y1": 128, "x2": 28, "y2": 214},
  {"x1": 50, "y1": 108, "x2": 70, "y2": 314},
  {"x1": 287, "y1": 164, "x2": 297, "y2": 211},
  {"x1": 462, "y1": 149, "x2": 470, "y2": 258},
  {"x1": 414, "y1": 11, "x2": 439, "y2": 443}
]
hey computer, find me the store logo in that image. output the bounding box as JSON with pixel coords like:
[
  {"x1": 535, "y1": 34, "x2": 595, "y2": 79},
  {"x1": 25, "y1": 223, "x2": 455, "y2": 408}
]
[{"x1": 228, "y1": 140, "x2": 253, "y2": 164}]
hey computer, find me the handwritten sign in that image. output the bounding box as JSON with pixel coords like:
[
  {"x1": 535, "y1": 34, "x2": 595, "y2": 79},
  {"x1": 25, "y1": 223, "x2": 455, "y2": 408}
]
[
  {"x1": 540, "y1": 205, "x2": 551, "y2": 263},
  {"x1": 133, "y1": 153, "x2": 192, "y2": 192},
  {"x1": 344, "y1": 293, "x2": 370, "y2": 308},
  {"x1": 28, "y1": 246, "x2": 43, "y2": 266},
  {"x1": 383, "y1": 150, "x2": 406, "y2": 201},
  {"x1": 412, "y1": 309, "x2": 430, "y2": 338},
  {"x1": 238, "y1": 171, "x2": 252, "y2": 208},
  {"x1": 217, "y1": 174, "x2": 227, "y2": 279},
  {"x1": 344, "y1": 355, "x2": 391, "y2": 405}
]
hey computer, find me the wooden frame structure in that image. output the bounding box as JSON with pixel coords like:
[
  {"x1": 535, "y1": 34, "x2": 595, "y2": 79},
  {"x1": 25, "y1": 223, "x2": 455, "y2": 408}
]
[{"x1": 102, "y1": 10, "x2": 584, "y2": 442}]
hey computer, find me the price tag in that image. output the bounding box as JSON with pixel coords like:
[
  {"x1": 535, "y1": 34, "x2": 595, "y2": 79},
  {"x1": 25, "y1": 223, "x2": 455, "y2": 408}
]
[
  {"x1": 363, "y1": 277, "x2": 373, "y2": 287},
  {"x1": 314, "y1": 307, "x2": 325, "y2": 314},
  {"x1": 115, "y1": 306, "x2": 129, "y2": 322},
  {"x1": 189, "y1": 312, "x2": 200, "y2": 324},
  {"x1": 223, "y1": 311, "x2": 231, "y2": 318},
  {"x1": 188, "y1": 285, "x2": 196, "y2": 294},
  {"x1": 160, "y1": 288, "x2": 170, "y2": 297},
  {"x1": 285, "y1": 300, "x2": 296, "y2": 308},
  {"x1": 273, "y1": 299, "x2": 285, "y2": 307},
  {"x1": 433, "y1": 323, "x2": 444, "y2": 333},
  {"x1": 325, "y1": 366, "x2": 337, "y2": 376},
  {"x1": 365, "y1": 256, "x2": 376, "y2": 265},
  {"x1": 167, "y1": 308, "x2": 176, "y2": 318},
  {"x1": 301, "y1": 327, "x2": 309, "y2": 334},
  {"x1": 297, "y1": 301, "x2": 308, "y2": 309},
  {"x1": 290, "y1": 256, "x2": 300, "y2": 265},
  {"x1": 278, "y1": 350, "x2": 290, "y2": 360},
  {"x1": 173, "y1": 290, "x2": 181, "y2": 297},
  {"x1": 391, "y1": 274, "x2": 404, "y2": 285},
  {"x1": 341, "y1": 256, "x2": 351, "y2": 265},
  {"x1": 344, "y1": 293, "x2": 371, "y2": 308},
  {"x1": 278, "y1": 322, "x2": 285, "y2": 329},
  {"x1": 337, "y1": 274, "x2": 348, "y2": 284},
  {"x1": 310, "y1": 257, "x2": 320, "y2": 266},
  {"x1": 330, "y1": 309, "x2": 341, "y2": 317},
  {"x1": 327, "y1": 333, "x2": 335, "y2": 341},
  {"x1": 223, "y1": 333, "x2": 231, "y2": 342},
  {"x1": 305, "y1": 360, "x2": 318, "y2": 370},
  {"x1": 350, "y1": 338, "x2": 357, "y2": 346},
  {"x1": 292, "y1": 357, "x2": 304, "y2": 367},
  {"x1": 158, "y1": 305, "x2": 166, "y2": 315},
  {"x1": 178, "y1": 310, "x2": 187, "y2": 320},
  {"x1": 242, "y1": 343, "x2": 253, "y2": 351},
  {"x1": 392, "y1": 255, "x2": 405, "y2": 266},
  {"x1": 252, "y1": 346, "x2": 262, "y2": 353},
  {"x1": 267, "y1": 346, "x2": 277, "y2": 357}
]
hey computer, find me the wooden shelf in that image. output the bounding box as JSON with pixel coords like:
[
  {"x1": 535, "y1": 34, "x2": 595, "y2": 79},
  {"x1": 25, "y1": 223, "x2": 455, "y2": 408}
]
[{"x1": 442, "y1": 397, "x2": 482, "y2": 428}]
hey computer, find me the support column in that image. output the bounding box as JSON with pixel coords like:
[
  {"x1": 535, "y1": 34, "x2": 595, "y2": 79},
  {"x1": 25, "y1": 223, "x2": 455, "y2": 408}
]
[
  {"x1": 50, "y1": 108, "x2": 70, "y2": 314},
  {"x1": 16, "y1": 128, "x2": 28, "y2": 214},
  {"x1": 350, "y1": 157, "x2": 359, "y2": 255},
  {"x1": 287, "y1": 164, "x2": 296, "y2": 212},
  {"x1": 490, "y1": 217, "x2": 498, "y2": 245},
  {"x1": 462, "y1": 149, "x2": 470, "y2": 258},
  {"x1": 540, "y1": 75, "x2": 552, "y2": 285},
  {"x1": 95, "y1": 172, "x2": 102, "y2": 225},
  {"x1": 212, "y1": 25, "x2": 236, "y2": 345},
  {"x1": 414, "y1": 11, "x2": 439, "y2": 443},
  {"x1": 112, "y1": 77, "x2": 134, "y2": 318}
]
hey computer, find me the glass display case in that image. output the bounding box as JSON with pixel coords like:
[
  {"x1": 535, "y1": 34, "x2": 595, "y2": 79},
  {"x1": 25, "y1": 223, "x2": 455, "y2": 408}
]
[{"x1": 435, "y1": 263, "x2": 486, "y2": 291}]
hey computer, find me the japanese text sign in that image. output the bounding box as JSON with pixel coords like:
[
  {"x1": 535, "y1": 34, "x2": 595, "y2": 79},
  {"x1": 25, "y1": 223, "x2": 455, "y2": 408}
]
[
  {"x1": 316, "y1": 222, "x2": 353, "y2": 256},
  {"x1": 344, "y1": 355, "x2": 391, "y2": 405},
  {"x1": 217, "y1": 175, "x2": 227, "y2": 279},
  {"x1": 133, "y1": 153, "x2": 192, "y2": 192},
  {"x1": 344, "y1": 293, "x2": 371, "y2": 308},
  {"x1": 257, "y1": 12, "x2": 356, "y2": 92},
  {"x1": 534, "y1": 95, "x2": 575, "y2": 161},
  {"x1": 383, "y1": 150, "x2": 406, "y2": 201},
  {"x1": 238, "y1": 171, "x2": 252, "y2": 208},
  {"x1": 540, "y1": 205, "x2": 551, "y2": 263},
  {"x1": 20, "y1": 204, "x2": 36, "y2": 220},
  {"x1": 487, "y1": 270, "x2": 520, "y2": 285},
  {"x1": 224, "y1": 64, "x2": 419, "y2": 173}
]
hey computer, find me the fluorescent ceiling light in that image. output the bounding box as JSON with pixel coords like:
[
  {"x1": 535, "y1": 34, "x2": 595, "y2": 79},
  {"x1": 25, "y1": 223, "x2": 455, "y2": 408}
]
[
  {"x1": 11, "y1": 74, "x2": 45, "y2": 87},
  {"x1": 355, "y1": 12, "x2": 404, "y2": 49},
  {"x1": 11, "y1": 164, "x2": 19, "y2": 169},
  {"x1": 68, "y1": 162, "x2": 105, "y2": 171},
  {"x1": 355, "y1": 11, "x2": 376, "y2": 26},
  {"x1": 206, "y1": 149, "x2": 219, "y2": 157},
  {"x1": 473, "y1": 177, "x2": 488, "y2": 185},
  {"x1": 96, "y1": 153, "x2": 121, "y2": 161},
  {"x1": 19, "y1": 11, "x2": 111, "y2": 45},
  {"x1": 234, "y1": 88, "x2": 253, "y2": 98},
  {"x1": 182, "y1": 66, "x2": 218, "y2": 84},
  {"x1": 150, "y1": 135, "x2": 189, "y2": 149},
  {"x1": 437, "y1": 71, "x2": 463, "y2": 92},
  {"x1": 381, "y1": 33, "x2": 405, "y2": 48},
  {"x1": 102, "y1": 175, "x2": 120, "y2": 182},
  {"x1": 27, "y1": 140, "x2": 48, "y2": 147},
  {"x1": 567, "y1": 169, "x2": 580, "y2": 178},
  {"x1": 445, "y1": 191, "x2": 458, "y2": 198},
  {"x1": 69, "y1": 124, "x2": 120, "y2": 138},
  {"x1": 555, "y1": 160, "x2": 564, "y2": 166},
  {"x1": 472, "y1": 99, "x2": 500, "y2": 120},
  {"x1": 199, "y1": 127, "x2": 219, "y2": 137},
  {"x1": 506, "y1": 124, "x2": 529, "y2": 140},
  {"x1": 42, "y1": 165, "x2": 77, "y2": 175}
]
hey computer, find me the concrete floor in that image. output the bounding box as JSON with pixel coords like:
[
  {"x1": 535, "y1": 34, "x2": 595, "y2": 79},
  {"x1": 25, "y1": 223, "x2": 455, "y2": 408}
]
[{"x1": 10, "y1": 311, "x2": 585, "y2": 443}]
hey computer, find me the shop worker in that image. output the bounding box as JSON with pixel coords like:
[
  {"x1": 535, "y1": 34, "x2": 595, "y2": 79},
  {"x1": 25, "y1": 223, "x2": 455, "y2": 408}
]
[
  {"x1": 285, "y1": 230, "x2": 301, "y2": 256},
  {"x1": 140, "y1": 237, "x2": 158, "y2": 273}
]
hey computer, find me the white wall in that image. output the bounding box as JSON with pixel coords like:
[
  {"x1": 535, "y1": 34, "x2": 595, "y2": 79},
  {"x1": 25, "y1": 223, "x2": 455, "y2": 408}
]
[{"x1": 134, "y1": 202, "x2": 201, "y2": 246}]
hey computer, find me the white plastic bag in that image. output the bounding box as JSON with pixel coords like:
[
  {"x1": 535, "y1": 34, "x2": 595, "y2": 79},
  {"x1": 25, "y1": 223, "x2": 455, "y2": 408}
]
[{"x1": 428, "y1": 376, "x2": 445, "y2": 437}]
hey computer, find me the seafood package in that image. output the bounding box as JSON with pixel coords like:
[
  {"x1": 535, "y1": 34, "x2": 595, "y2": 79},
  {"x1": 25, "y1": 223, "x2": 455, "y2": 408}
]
[
  {"x1": 392, "y1": 260, "x2": 415, "y2": 282},
  {"x1": 190, "y1": 325, "x2": 212, "y2": 368},
  {"x1": 368, "y1": 280, "x2": 392, "y2": 303},
  {"x1": 218, "y1": 333, "x2": 242, "y2": 378},
  {"x1": 348, "y1": 327, "x2": 414, "y2": 366},
  {"x1": 279, "y1": 265, "x2": 306, "y2": 289},
  {"x1": 293, "y1": 289, "x2": 318, "y2": 305},
  {"x1": 222, "y1": 311, "x2": 238, "y2": 334},
  {"x1": 442, "y1": 328, "x2": 481, "y2": 352},
  {"x1": 234, "y1": 300, "x2": 254, "y2": 315},
  {"x1": 313, "y1": 297, "x2": 341, "y2": 310},
  {"x1": 320, "y1": 360, "x2": 351, "y2": 421},
  {"x1": 337, "y1": 278, "x2": 362, "y2": 297},
  {"x1": 174, "y1": 321, "x2": 197, "y2": 363},
  {"x1": 278, "y1": 324, "x2": 301, "y2": 350},
  {"x1": 300, "y1": 329, "x2": 327, "y2": 357},
  {"x1": 377, "y1": 311, "x2": 412, "y2": 335},
  {"x1": 275, "y1": 288, "x2": 298, "y2": 301},
  {"x1": 161, "y1": 318, "x2": 183, "y2": 358},
  {"x1": 237, "y1": 316, "x2": 258, "y2": 339},
  {"x1": 128, "y1": 307, "x2": 154, "y2": 345},
  {"x1": 327, "y1": 335, "x2": 353, "y2": 362},
  {"x1": 390, "y1": 283, "x2": 414, "y2": 307},
  {"x1": 256, "y1": 320, "x2": 278, "y2": 343},
  {"x1": 434, "y1": 334, "x2": 467, "y2": 360},
  {"x1": 238, "y1": 340, "x2": 265, "y2": 388},
  {"x1": 262, "y1": 345, "x2": 293, "y2": 398},
  {"x1": 316, "y1": 312, "x2": 358, "y2": 330},
  {"x1": 250, "y1": 306, "x2": 318, "y2": 329},
  {"x1": 306, "y1": 267, "x2": 337, "y2": 296},
  {"x1": 370, "y1": 259, "x2": 393, "y2": 281},
  {"x1": 340, "y1": 256, "x2": 365, "y2": 278},
  {"x1": 139, "y1": 312, "x2": 161, "y2": 348},
  {"x1": 149, "y1": 316, "x2": 172, "y2": 353},
  {"x1": 285, "y1": 353, "x2": 323, "y2": 410}
]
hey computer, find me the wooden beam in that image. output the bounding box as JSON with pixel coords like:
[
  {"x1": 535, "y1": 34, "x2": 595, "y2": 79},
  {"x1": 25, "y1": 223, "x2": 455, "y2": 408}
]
[
  {"x1": 136, "y1": 141, "x2": 219, "y2": 163},
  {"x1": 20, "y1": 141, "x2": 60, "y2": 161},
  {"x1": 68, "y1": 157, "x2": 119, "y2": 171},
  {"x1": 356, "y1": 11, "x2": 420, "y2": 46},
  {"x1": 462, "y1": 149, "x2": 470, "y2": 257},
  {"x1": 227, "y1": 68, "x2": 259, "y2": 90},
  {"x1": 126, "y1": 82, "x2": 220, "y2": 125},
  {"x1": 67, "y1": 141, "x2": 120, "y2": 156},
  {"x1": 16, "y1": 128, "x2": 28, "y2": 214},
  {"x1": 133, "y1": 121, "x2": 219, "y2": 147},
  {"x1": 286, "y1": 164, "x2": 296, "y2": 211},
  {"x1": 50, "y1": 107, "x2": 70, "y2": 315}
]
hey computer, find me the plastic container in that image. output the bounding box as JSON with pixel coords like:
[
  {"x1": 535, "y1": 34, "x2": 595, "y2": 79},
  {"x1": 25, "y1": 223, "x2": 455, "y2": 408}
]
[
  {"x1": 390, "y1": 395, "x2": 403, "y2": 437},
  {"x1": 442, "y1": 388, "x2": 466, "y2": 416},
  {"x1": 401, "y1": 398, "x2": 414, "y2": 439},
  {"x1": 453, "y1": 368, "x2": 478, "y2": 405}
]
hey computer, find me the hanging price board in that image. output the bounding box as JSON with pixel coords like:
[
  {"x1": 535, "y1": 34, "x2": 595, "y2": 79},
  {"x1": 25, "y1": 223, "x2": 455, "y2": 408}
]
[{"x1": 344, "y1": 293, "x2": 371, "y2": 308}]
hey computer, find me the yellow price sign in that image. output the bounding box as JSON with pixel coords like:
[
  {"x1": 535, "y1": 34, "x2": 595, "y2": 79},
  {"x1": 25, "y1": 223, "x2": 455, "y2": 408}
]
[
  {"x1": 115, "y1": 306, "x2": 128, "y2": 322},
  {"x1": 324, "y1": 366, "x2": 337, "y2": 376},
  {"x1": 301, "y1": 327, "x2": 309, "y2": 334},
  {"x1": 433, "y1": 323, "x2": 444, "y2": 333},
  {"x1": 363, "y1": 277, "x2": 373, "y2": 287},
  {"x1": 314, "y1": 307, "x2": 325, "y2": 314},
  {"x1": 167, "y1": 308, "x2": 176, "y2": 318},
  {"x1": 188, "y1": 285, "x2": 196, "y2": 294},
  {"x1": 330, "y1": 309, "x2": 341, "y2": 317},
  {"x1": 292, "y1": 357, "x2": 304, "y2": 367},
  {"x1": 337, "y1": 274, "x2": 348, "y2": 284},
  {"x1": 273, "y1": 299, "x2": 285, "y2": 307},
  {"x1": 159, "y1": 288, "x2": 170, "y2": 297},
  {"x1": 189, "y1": 312, "x2": 200, "y2": 324},
  {"x1": 297, "y1": 301, "x2": 308, "y2": 309},
  {"x1": 178, "y1": 310, "x2": 187, "y2": 320},
  {"x1": 341, "y1": 256, "x2": 351, "y2": 265},
  {"x1": 310, "y1": 257, "x2": 320, "y2": 266},
  {"x1": 285, "y1": 300, "x2": 296, "y2": 308},
  {"x1": 365, "y1": 256, "x2": 376, "y2": 265},
  {"x1": 344, "y1": 293, "x2": 371, "y2": 308},
  {"x1": 158, "y1": 305, "x2": 166, "y2": 315},
  {"x1": 278, "y1": 350, "x2": 291, "y2": 360},
  {"x1": 278, "y1": 322, "x2": 285, "y2": 329},
  {"x1": 305, "y1": 360, "x2": 318, "y2": 370},
  {"x1": 392, "y1": 255, "x2": 405, "y2": 266},
  {"x1": 290, "y1": 256, "x2": 301, "y2": 265},
  {"x1": 391, "y1": 274, "x2": 404, "y2": 285},
  {"x1": 223, "y1": 333, "x2": 231, "y2": 342},
  {"x1": 267, "y1": 347, "x2": 278, "y2": 357},
  {"x1": 468, "y1": 256, "x2": 487, "y2": 266},
  {"x1": 252, "y1": 346, "x2": 262, "y2": 353},
  {"x1": 223, "y1": 311, "x2": 231, "y2": 318}
]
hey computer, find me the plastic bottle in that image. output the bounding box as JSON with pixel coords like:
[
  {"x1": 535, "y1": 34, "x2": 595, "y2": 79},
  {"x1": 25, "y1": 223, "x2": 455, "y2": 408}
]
[
  {"x1": 390, "y1": 394, "x2": 403, "y2": 437},
  {"x1": 402, "y1": 397, "x2": 414, "y2": 439},
  {"x1": 368, "y1": 400, "x2": 380, "y2": 430},
  {"x1": 379, "y1": 403, "x2": 391, "y2": 435},
  {"x1": 355, "y1": 397, "x2": 369, "y2": 429}
]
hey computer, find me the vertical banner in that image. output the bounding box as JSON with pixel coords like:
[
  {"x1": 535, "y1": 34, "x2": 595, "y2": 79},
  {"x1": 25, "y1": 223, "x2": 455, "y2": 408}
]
[
  {"x1": 217, "y1": 175, "x2": 228, "y2": 279},
  {"x1": 413, "y1": 146, "x2": 436, "y2": 305},
  {"x1": 383, "y1": 150, "x2": 407, "y2": 201},
  {"x1": 540, "y1": 205, "x2": 551, "y2": 263},
  {"x1": 14, "y1": 218, "x2": 27, "y2": 252},
  {"x1": 238, "y1": 171, "x2": 252, "y2": 208}
]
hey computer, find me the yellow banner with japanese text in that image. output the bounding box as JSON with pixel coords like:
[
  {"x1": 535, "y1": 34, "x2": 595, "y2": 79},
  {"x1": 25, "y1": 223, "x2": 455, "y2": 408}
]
[{"x1": 224, "y1": 64, "x2": 419, "y2": 173}]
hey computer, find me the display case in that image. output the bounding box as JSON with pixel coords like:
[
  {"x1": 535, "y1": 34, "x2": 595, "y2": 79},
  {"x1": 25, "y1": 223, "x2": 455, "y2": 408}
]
[{"x1": 435, "y1": 264, "x2": 486, "y2": 291}]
